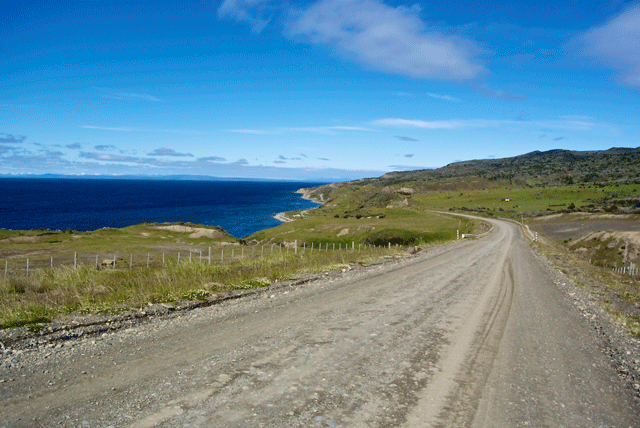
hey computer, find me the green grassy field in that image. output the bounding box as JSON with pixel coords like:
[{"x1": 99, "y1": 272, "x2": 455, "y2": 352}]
[{"x1": 0, "y1": 240, "x2": 402, "y2": 330}]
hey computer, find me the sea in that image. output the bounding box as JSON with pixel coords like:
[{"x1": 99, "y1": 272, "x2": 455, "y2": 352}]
[{"x1": 0, "y1": 178, "x2": 324, "y2": 238}]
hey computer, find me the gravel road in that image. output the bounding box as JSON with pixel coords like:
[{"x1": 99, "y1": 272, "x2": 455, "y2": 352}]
[{"x1": 2, "y1": 219, "x2": 639, "y2": 427}]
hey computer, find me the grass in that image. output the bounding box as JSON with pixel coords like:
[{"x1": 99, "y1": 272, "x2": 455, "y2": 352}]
[{"x1": 0, "y1": 244, "x2": 402, "y2": 330}]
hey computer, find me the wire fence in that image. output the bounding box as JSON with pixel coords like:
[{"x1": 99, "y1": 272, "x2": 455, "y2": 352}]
[
  {"x1": 2, "y1": 240, "x2": 396, "y2": 278},
  {"x1": 612, "y1": 263, "x2": 640, "y2": 279}
]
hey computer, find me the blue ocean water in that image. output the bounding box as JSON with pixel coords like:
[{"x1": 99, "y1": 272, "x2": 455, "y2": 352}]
[{"x1": 0, "y1": 178, "x2": 324, "y2": 238}]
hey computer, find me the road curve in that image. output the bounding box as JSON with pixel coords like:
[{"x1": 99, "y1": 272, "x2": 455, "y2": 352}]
[{"x1": 2, "y1": 218, "x2": 638, "y2": 427}]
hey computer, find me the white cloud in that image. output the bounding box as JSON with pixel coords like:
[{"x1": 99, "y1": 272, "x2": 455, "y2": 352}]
[
  {"x1": 288, "y1": 0, "x2": 484, "y2": 80},
  {"x1": 579, "y1": 6, "x2": 640, "y2": 91},
  {"x1": 101, "y1": 92, "x2": 163, "y2": 102},
  {"x1": 226, "y1": 128, "x2": 280, "y2": 135},
  {"x1": 227, "y1": 125, "x2": 377, "y2": 135},
  {"x1": 81, "y1": 126, "x2": 206, "y2": 134},
  {"x1": 218, "y1": 0, "x2": 484, "y2": 81},
  {"x1": 373, "y1": 118, "x2": 464, "y2": 129},
  {"x1": 426, "y1": 93, "x2": 461, "y2": 102},
  {"x1": 217, "y1": 0, "x2": 277, "y2": 33},
  {"x1": 373, "y1": 117, "x2": 617, "y2": 133}
]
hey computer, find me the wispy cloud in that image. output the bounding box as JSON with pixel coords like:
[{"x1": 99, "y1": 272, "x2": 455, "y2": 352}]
[
  {"x1": 0, "y1": 133, "x2": 26, "y2": 144},
  {"x1": 395, "y1": 136, "x2": 419, "y2": 142},
  {"x1": 474, "y1": 84, "x2": 526, "y2": 101},
  {"x1": 374, "y1": 117, "x2": 617, "y2": 133},
  {"x1": 219, "y1": 0, "x2": 484, "y2": 81},
  {"x1": 404, "y1": 154, "x2": 415, "y2": 158},
  {"x1": 199, "y1": 156, "x2": 226, "y2": 162},
  {"x1": 95, "y1": 144, "x2": 116, "y2": 151},
  {"x1": 148, "y1": 148, "x2": 194, "y2": 157},
  {"x1": 226, "y1": 129, "x2": 280, "y2": 135},
  {"x1": 288, "y1": 0, "x2": 484, "y2": 81},
  {"x1": 218, "y1": 0, "x2": 277, "y2": 33},
  {"x1": 578, "y1": 6, "x2": 640, "y2": 91},
  {"x1": 227, "y1": 125, "x2": 377, "y2": 135},
  {"x1": 388, "y1": 164, "x2": 429, "y2": 171},
  {"x1": 374, "y1": 119, "x2": 463, "y2": 129},
  {"x1": 66, "y1": 143, "x2": 81, "y2": 150},
  {"x1": 81, "y1": 126, "x2": 205, "y2": 135},
  {"x1": 101, "y1": 92, "x2": 163, "y2": 102},
  {"x1": 426, "y1": 93, "x2": 461, "y2": 102}
]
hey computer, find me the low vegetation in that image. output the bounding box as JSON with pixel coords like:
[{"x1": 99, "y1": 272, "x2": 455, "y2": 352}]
[{"x1": 0, "y1": 244, "x2": 402, "y2": 330}]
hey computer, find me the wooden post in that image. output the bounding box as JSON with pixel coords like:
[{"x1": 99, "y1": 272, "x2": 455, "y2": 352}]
[
  {"x1": 74, "y1": 252, "x2": 77, "y2": 269},
  {"x1": 163, "y1": 253, "x2": 165, "y2": 266},
  {"x1": 232, "y1": 249, "x2": 234, "y2": 261},
  {"x1": 208, "y1": 247, "x2": 211, "y2": 264},
  {"x1": 26, "y1": 259, "x2": 29, "y2": 276},
  {"x1": 4, "y1": 260, "x2": 7, "y2": 277},
  {"x1": 147, "y1": 253, "x2": 150, "y2": 268},
  {"x1": 113, "y1": 254, "x2": 116, "y2": 269},
  {"x1": 178, "y1": 252, "x2": 180, "y2": 263},
  {"x1": 189, "y1": 252, "x2": 192, "y2": 262},
  {"x1": 199, "y1": 251, "x2": 202, "y2": 262},
  {"x1": 130, "y1": 254, "x2": 133, "y2": 270}
]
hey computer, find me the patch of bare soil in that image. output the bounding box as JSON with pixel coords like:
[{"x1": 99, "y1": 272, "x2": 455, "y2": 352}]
[
  {"x1": 531, "y1": 213, "x2": 640, "y2": 241},
  {"x1": 152, "y1": 225, "x2": 224, "y2": 239}
]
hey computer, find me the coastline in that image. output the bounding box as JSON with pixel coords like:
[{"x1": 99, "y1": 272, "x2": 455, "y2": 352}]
[
  {"x1": 273, "y1": 212, "x2": 294, "y2": 223},
  {"x1": 296, "y1": 187, "x2": 324, "y2": 204},
  {"x1": 273, "y1": 187, "x2": 324, "y2": 224}
]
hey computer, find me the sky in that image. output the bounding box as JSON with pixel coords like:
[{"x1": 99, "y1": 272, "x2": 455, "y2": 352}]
[{"x1": 1, "y1": 0, "x2": 639, "y2": 181}]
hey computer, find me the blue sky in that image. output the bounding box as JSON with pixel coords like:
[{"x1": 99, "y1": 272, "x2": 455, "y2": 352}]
[{"x1": 1, "y1": 0, "x2": 638, "y2": 181}]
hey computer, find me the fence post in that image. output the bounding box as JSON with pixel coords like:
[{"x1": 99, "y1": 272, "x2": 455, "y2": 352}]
[
  {"x1": 163, "y1": 253, "x2": 165, "y2": 266},
  {"x1": 74, "y1": 252, "x2": 77, "y2": 269},
  {"x1": 208, "y1": 247, "x2": 211, "y2": 264},
  {"x1": 295, "y1": 240, "x2": 298, "y2": 254},
  {"x1": 130, "y1": 254, "x2": 133, "y2": 270},
  {"x1": 147, "y1": 253, "x2": 150, "y2": 268},
  {"x1": 52, "y1": 256, "x2": 54, "y2": 269},
  {"x1": 113, "y1": 254, "x2": 116, "y2": 269},
  {"x1": 199, "y1": 251, "x2": 202, "y2": 262},
  {"x1": 26, "y1": 259, "x2": 29, "y2": 276},
  {"x1": 4, "y1": 260, "x2": 7, "y2": 277},
  {"x1": 189, "y1": 252, "x2": 192, "y2": 262},
  {"x1": 178, "y1": 252, "x2": 180, "y2": 263},
  {"x1": 232, "y1": 249, "x2": 234, "y2": 261},
  {"x1": 262, "y1": 245, "x2": 264, "y2": 256},
  {"x1": 333, "y1": 243, "x2": 335, "y2": 251}
]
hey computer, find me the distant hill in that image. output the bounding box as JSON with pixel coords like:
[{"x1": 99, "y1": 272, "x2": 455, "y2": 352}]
[{"x1": 360, "y1": 147, "x2": 640, "y2": 188}]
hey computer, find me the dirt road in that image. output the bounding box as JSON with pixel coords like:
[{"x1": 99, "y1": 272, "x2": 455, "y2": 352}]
[{"x1": 2, "y1": 219, "x2": 639, "y2": 427}]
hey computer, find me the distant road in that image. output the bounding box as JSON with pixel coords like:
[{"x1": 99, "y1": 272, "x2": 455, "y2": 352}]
[{"x1": 2, "y1": 219, "x2": 638, "y2": 427}]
